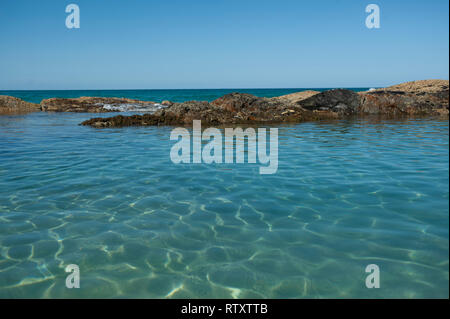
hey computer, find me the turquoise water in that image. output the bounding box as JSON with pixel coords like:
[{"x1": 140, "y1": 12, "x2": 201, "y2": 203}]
[
  {"x1": 0, "y1": 110, "x2": 448, "y2": 298},
  {"x1": 0, "y1": 88, "x2": 370, "y2": 104}
]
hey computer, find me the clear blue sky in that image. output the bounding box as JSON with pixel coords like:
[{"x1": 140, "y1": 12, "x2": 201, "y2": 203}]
[{"x1": 0, "y1": 0, "x2": 448, "y2": 89}]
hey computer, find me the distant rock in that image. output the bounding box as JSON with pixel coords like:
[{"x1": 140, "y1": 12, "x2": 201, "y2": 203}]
[
  {"x1": 40, "y1": 97, "x2": 156, "y2": 113},
  {"x1": 0, "y1": 96, "x2": 41, "y2": 114}
]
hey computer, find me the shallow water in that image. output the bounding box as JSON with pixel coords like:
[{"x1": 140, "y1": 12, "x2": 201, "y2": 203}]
[{"x1": 0, "y1": 112, "x2": 448, "y2": 298}]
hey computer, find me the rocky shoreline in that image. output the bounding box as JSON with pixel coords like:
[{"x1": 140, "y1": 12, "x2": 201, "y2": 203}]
[
  {"x1": 40, "y1": 97, "x2": 159, "y2": 113},
  {"x1": 1, "y1": 80, "x2": 448, "y2": 127},
  {"x1": 0, "y1": 96, "x2": 159, "y2": 114},
  {"x1": 81, "y1": 80, "x2": 449, "y2": 127}
]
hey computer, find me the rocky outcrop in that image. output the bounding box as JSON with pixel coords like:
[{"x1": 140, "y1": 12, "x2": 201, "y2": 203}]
[
  {"x1": 40, "y1": 97, "x2": 157, "y2": 113},
  {"x1": 81, "y1": 80, "x2": 448, "y2": 128},
  {"x1": 210, "y1": 93, "x2": 302, "y2": 119},
  {"x1": 2, "y1": 80, "x2": 447, "y2": 124},
  {"x1": 81, "y1": 94, "x2": 339, "y2": 128},
  {"x1": 358, "y1": 80, "x2": 449, "y2": 116},
  {"x1": 297, "y1": 89, "x2": 361, "y2": 115},
  {"x1": 0, "y1": 96, "x2": 41, "y2": 115},
  {"x1": 368, "y1": 79, "x2": 449, "y2": 94}
]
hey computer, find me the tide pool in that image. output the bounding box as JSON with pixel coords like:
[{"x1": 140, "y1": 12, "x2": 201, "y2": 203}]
[{"x1": 0, "y1": 112, "x2": 448, "y2": 298}]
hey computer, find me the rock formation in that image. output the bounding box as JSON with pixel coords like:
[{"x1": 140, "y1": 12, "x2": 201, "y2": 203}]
[
  {"x1": 40, "y1": 96, "x2": 157, "y2": 113},
  {"x1": 358, "y1": 80, "x2": 449, "y2": 115},
  {"x1": 0, "y1": 96, "x2": 41, "y2": 115},
  {"x1": 297, "y1": 89, "x2": 361, "y2": 115},
  {"x1": 81, "y1": 94, "x2": 335, "y2": 128},
  {"x1": 1, "y1": 80, "x2": 448, "y2": 124},
  {"x1": 81, "y1": 80, "x2": 448, "y2": 128}
]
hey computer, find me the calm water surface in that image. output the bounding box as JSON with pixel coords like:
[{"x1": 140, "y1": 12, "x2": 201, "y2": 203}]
[
  {"x1": 0, "y1": 112, "x2": 448, "y2": 298},
  {"x1": 0, "y1": 88, "x2": 369, "y2": 104}
]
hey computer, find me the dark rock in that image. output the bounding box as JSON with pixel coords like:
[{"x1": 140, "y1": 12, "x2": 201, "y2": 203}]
[{"x1": 297, "y1": 89, "x2": 360, "y2": 115}]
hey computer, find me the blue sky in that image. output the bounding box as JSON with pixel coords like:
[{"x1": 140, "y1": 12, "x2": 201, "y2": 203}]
[{"x1": 0, "y1": 0, "x2": 448, "y2": 89}]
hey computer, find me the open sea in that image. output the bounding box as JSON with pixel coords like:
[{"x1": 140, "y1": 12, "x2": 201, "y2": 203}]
[{"x1": 0, "y1": 89, "x2": 448, "y2": 298}]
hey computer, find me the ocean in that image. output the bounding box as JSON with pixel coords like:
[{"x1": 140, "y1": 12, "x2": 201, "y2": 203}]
[
  {"x1": 0, "y1": 89, "x2": 448, "y2": 298},
  {"x1": 0, "y1": 88, "x2": 370, "y2": 104}
]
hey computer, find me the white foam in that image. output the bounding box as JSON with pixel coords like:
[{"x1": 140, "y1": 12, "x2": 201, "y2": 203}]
[{"x1": 99, "y1": 103, "x2": 167, "y2": 112}]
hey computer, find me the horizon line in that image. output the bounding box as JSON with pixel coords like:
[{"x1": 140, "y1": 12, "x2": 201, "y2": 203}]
[
  {"x1": 0, "y1": 86, "x2": 379, "y2": 91},
  {"x1": 1, "y1": 79, "x2": 448, "y2": 91}
]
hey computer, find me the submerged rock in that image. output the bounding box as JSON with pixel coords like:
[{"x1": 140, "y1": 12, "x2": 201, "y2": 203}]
[
  {"x1": 0, "y1": 96, "x2": 41, "y2": 114},
  {"x1": 40, "y1": 96, "x2": 157, "y2": 113}
]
